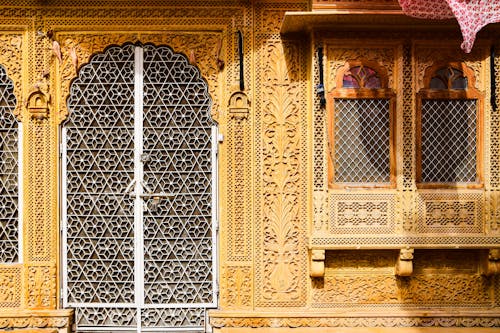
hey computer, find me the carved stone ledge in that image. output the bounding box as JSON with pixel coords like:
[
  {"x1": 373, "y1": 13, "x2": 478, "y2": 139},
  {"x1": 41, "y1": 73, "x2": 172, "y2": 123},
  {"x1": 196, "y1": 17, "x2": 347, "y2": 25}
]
[
  {"x1": 480, "y1": 249, "x2": 500, "y2": 276},
  {"x1": 395, "y1": 248, "x2": 414, "y2": 276},
  {"x1": 209, "y1": 312, "x2": 500, "y2": 328},
  {"x1": 0, "y1": 310, "x2": 73, "y2": 332},
  {"x1": 310, "y1": 249, "x2": 325, "y2": 277}
]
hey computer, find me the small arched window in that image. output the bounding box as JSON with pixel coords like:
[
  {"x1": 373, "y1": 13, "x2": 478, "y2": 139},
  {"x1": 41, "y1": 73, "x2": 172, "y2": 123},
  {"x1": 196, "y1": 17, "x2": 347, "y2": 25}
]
[
  {"x1": 417, "y1": 63, "x2": 483, "y2": 187},
  {"x1": 328, "y1": 61, "x2": 396, "y2": 188}
]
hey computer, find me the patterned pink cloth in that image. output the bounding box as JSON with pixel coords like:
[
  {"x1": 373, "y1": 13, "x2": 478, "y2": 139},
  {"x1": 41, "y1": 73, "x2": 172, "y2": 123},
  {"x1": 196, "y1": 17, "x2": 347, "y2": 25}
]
[{"x1": 399, "y1": 0, "x2": 500, "y2": 52}]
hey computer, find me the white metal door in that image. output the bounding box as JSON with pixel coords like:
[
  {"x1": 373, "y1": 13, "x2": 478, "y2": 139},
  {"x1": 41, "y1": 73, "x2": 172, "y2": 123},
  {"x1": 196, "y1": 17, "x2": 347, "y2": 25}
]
[{"x1": 63, "y1": 44, "x2": 218, "y2": 332}]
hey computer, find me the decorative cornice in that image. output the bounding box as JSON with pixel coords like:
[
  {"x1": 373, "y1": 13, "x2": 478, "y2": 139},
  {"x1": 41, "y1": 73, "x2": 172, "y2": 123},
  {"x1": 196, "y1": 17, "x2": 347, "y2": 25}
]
[
  {"x1": 209, "y1": 313, "x2": 500, "y2": 328},
  {"x1": 0, "y1": 310, "x2": 73, "y2": 329}
]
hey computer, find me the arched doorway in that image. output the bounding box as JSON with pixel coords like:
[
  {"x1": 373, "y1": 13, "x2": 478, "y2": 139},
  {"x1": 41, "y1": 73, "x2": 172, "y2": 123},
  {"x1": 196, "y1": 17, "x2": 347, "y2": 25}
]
[{"x1": 62, "y1": 43, "x2": 218, "y2": 332}]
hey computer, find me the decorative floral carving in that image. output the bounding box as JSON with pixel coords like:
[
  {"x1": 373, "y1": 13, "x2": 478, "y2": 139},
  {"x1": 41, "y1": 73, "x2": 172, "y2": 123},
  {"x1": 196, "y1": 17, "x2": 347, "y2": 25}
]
[
  {"x1": 210, "y1": 316, "x2": 500, "y2": 328},
  {"x1": 57, "y1": 32, "x2": 222, "y2": 124},
  {"x1": 223, "y1": 266, "x2": 252, "y2": 308},
  {"x1": 487, "y1": 190, "x2": 500, "y2": 234},
  {"x1": 415, "y1": 43, "x2": 486, "y2": 91},
  {"x1": 0, "y1": 33, "x2": 23, "y2": 120},
  {"x1": 259, "y1": 40, "x2": 304, "y2": 305},
  {"x1": 261, "y1": 10, "x2": 286, "y2": 33},
  {"x1": 313, "y1": 190, "x2": 329, "y2": 233},
  {"x1": 0, "y1": 267, "x2": 21, "y2": 308},
  {"x1": 326, "y1": 44, "x2": 396, "y2": 91},
  {"x1": 0, "y1": 311, "x2": 72, "y2": 329},
  {"x1": 27, "y1": 265, "x2": 56, "y2": 309}
]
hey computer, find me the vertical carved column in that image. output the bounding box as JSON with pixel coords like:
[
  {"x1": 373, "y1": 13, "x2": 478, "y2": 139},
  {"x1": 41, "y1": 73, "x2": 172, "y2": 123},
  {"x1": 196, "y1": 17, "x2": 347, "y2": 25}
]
[
  {"x1": 24, "y1": 13, "x2": 58, "y2": 310},
  {"x1": 256, "y1": 38, "x2": 307, "y2": 306},
  {"x1": 221, "y1": 92, "x2": 253, "y2": 309},
  {"x1": 401, "y1": 42, "x2": 417, "y2": 233}
]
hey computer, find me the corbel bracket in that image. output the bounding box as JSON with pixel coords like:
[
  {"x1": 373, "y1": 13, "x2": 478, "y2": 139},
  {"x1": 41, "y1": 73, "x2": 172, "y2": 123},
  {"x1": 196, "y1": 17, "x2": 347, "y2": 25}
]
[
  {"x1": 26, "y1": 89, "x2": 51, "y2": 121},
  {"x1": 481, "y1": 249, "x2": 500, "y2": 276},
  {"x1": 228, "y1": 91, "x2": 250, "y2": 120},
  {"x1": 395, "y1": 248, "x2": 414, "y2": 276},
  {"x1": 310, "y1": 249, "x2": 325, "y2": 278}
]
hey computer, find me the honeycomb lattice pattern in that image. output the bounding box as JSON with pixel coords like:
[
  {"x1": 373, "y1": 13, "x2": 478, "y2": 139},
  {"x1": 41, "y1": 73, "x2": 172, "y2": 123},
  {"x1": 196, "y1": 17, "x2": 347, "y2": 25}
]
[
  {"x1": 0, "y1": 64, "x2": 18, "y2": 263},
  {"x1": 141, "y1": 308, "x2": 205, "y2": 328},
  {"x1": 334, "y1": 98, "x2": 390, "y2": 183},
  {"x1": 66, "y1": 44, "x2": 136, "y2": 305},
  {"x1": 65, "y1": 44, "x2": 213, "y2": 330},
  {"x1": 75, "y1": 307, "x2": 137, "y2": 327},
  {"x1": 142, "y1": 44, "x2": 213, "y2": 308},
  {"x1": 421, "y1": 99, "x2": 477, "y2": 183}
]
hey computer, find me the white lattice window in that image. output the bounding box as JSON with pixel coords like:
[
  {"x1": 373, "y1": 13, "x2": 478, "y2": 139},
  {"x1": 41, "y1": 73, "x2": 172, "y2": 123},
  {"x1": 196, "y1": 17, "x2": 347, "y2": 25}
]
[
  {"x1": 0, "y1": 65, "x2": 20, "y2": 263},
  {"x1": 63, "y1": 44, "x2": 217, "y2": 332},
  {"x1": 417, "y1": 63, "x2": 483, "y2": 187},
  {"x1": 328, "y1": 61, "x2": 396, "y2": 188}
]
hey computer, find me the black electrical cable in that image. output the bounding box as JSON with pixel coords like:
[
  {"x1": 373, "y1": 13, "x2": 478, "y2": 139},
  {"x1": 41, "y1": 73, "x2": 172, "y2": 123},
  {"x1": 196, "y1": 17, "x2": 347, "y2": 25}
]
[
  {"x1": 317, "y1": 47, "x2": 326, "y2": 108},
  {"x1": 238, "y1": 31, "x2": 244, "y2": 91}
]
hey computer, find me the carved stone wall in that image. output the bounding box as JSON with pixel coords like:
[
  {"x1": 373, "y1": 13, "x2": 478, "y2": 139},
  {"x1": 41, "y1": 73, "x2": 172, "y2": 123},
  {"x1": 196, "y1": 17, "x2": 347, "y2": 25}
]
[{"x1": 0, "y1": 1, "x2": 498, "y2": 332}]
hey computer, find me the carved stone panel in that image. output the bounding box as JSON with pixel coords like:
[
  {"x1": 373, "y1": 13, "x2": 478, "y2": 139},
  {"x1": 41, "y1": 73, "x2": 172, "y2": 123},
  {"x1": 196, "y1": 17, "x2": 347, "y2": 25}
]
[
  {"x1": 0, "y1": 266, "x2": 22, "y2": 308},
  {"x1": 417, "y1": 192, "x2": 483, "y2": 234}
]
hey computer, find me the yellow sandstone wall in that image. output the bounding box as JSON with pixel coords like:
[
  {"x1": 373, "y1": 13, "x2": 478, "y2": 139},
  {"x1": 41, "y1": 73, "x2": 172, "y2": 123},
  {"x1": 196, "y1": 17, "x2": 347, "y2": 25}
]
[{"x1": 0, "y1": 1, "x2": 497, "y2": 332}]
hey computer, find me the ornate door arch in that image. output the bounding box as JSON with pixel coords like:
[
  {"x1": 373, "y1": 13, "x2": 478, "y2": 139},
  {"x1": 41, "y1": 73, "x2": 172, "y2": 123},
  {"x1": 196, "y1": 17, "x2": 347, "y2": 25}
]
[{"x1": 62, "y1": 43, "x2": 218, "y2": 331}]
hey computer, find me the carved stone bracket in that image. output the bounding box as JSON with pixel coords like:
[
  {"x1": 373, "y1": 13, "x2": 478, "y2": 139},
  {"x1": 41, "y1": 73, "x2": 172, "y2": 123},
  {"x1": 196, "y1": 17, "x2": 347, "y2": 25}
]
[
  {"x1": 395, "y1": 248, "x2": 414, "y2": 276},
  {"x1": 480, "y1": 249, "x2": 500, "y2": 276},
  {"x1": 310, "y1": 249, "x2": 325, "y2": 277},
  {"x1": 228, "y1": 91, "x2": 250, "y2": 120},
  {"x1": 26, "y1": 90, "x2": 50, "y2": 121}
]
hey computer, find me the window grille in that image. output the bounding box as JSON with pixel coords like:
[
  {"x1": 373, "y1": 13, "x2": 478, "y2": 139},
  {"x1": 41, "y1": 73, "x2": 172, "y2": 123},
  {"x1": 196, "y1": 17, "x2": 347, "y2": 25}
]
[
  {"x1": 421, "y1": 99, "x2": 477, "y2": 183},
  {"x1": 417, "y1": 64, "x2": 482, "y2": 186},
  {"x1": 334, "y1": 98, "x2": 391, "y2": 183},
  {"x1": 63, "y1": 44, "x2": 216, "y2": 332},
  {"x1": 329, "y1": 61, "x2": 395, "y2": 187},
  {"x1": 0, "y1": 65, "x2": 18, "y2": 263}
]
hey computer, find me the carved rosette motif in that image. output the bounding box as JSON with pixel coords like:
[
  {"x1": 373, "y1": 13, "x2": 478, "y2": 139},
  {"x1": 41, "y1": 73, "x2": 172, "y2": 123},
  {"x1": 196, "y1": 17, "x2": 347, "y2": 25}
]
[{"x1": 417, "y1": 192, "x2": 483, "y2": 234}]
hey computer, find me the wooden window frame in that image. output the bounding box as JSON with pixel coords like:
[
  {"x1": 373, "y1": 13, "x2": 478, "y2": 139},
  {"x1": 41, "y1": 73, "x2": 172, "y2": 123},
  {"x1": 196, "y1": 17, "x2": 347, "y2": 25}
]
[
  {"x1": 416, "y1": 62, "x2": 484, "y2": 189},
  {"x1": 328, "y1": 60, "x2": 397, "y2": 189}
]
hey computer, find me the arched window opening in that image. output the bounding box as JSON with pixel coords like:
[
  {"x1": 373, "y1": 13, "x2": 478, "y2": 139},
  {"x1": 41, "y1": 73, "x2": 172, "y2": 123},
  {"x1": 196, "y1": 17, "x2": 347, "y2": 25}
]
[
  {"x1": 329, "y1": 61, "x2": 395, "y2": 188},
  {"x1": 417, "y1": 63, "x2": 483, "y2": 187}
]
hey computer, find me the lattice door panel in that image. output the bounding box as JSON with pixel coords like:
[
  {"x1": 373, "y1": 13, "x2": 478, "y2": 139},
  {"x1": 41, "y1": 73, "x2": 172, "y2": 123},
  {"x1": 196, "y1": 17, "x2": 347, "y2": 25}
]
[
  {"x1": 64, "y1": 44, "x2": 216, "y2": 332},
  {"x1": 0, "y1": 64, "x2": 19, "y2": 263}
]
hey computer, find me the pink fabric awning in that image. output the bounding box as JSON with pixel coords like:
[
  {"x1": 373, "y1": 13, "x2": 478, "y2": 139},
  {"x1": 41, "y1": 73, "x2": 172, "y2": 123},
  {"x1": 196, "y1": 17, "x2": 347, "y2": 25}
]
[{"x1": 399, "y1": 0, "x2": 500, "y2": 52}]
